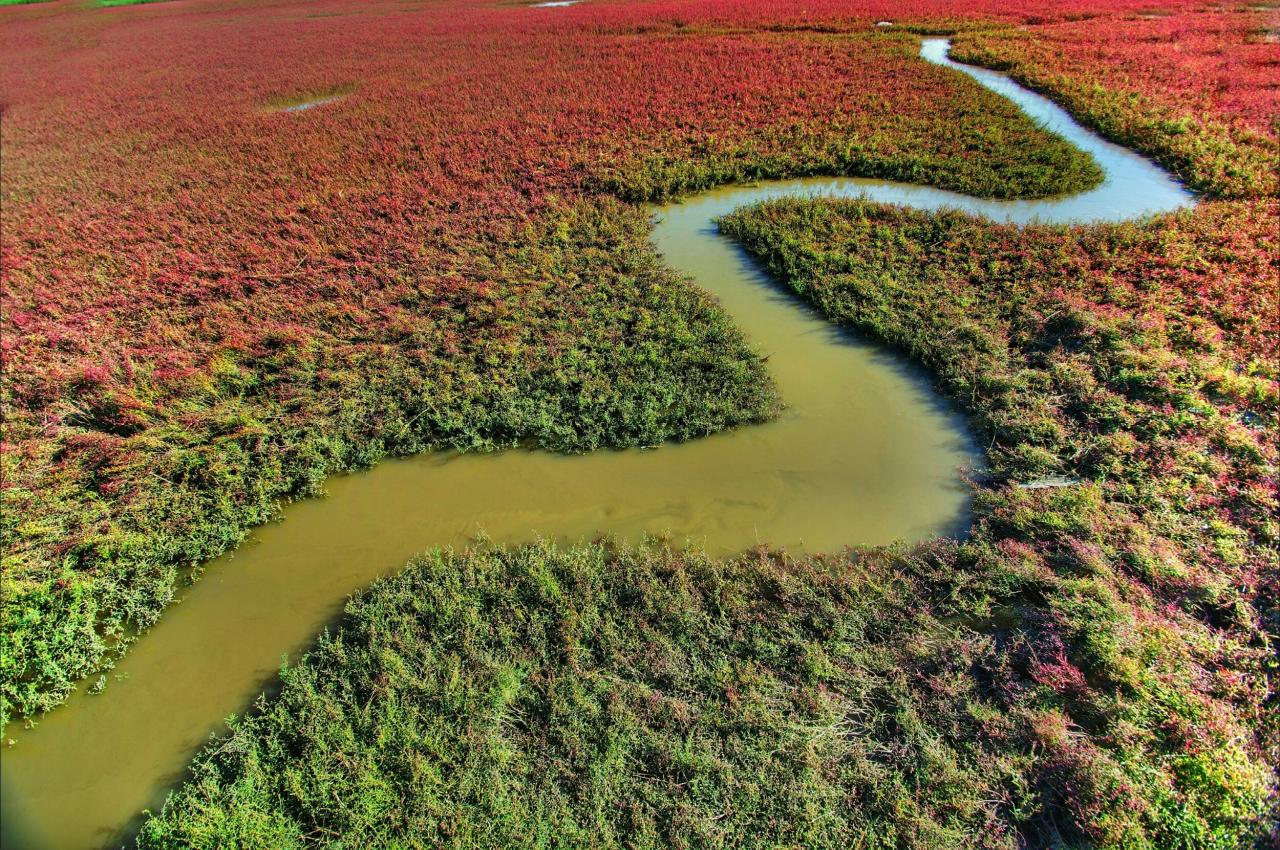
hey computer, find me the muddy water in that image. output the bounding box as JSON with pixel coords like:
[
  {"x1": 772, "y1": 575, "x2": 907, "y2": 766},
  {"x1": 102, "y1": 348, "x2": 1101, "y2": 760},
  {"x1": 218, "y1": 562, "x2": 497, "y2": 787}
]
[{"x1": 0, "y1": 40, "x2": 1192, "y2": 850}]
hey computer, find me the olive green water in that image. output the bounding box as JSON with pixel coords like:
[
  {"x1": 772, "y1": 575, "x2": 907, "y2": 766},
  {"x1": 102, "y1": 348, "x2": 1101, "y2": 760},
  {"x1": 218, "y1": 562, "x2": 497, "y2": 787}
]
[{"x1": 0, "y1": 40, "x2": 1193, "y2": 850}]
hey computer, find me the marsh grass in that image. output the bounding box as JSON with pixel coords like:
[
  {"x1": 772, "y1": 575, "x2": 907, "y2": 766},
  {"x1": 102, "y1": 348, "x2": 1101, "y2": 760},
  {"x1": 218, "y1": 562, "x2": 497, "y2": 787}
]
[
  {"x1": 6, "y1": 3, "x2": 1274, "y2": 845},
  {"x1": 950, "y1": 24, "x2": 1279, "y2": 198},
  {"x1": 137, "y1": 542, "x2": 1040, "y2": 849},
  {"x1": 716, "y1": 197, "x2": 1277, "y2": 848},
  {"x1": 0, "y1": 197, "x2": 779, "y2": 727},
  {"x1": 591, "y1": 35, "x2": 1103, "y2": 204},
  {"x1": 0, "y1": 31, "x2": 1105, "y2": 728},
  {"x1": 140, "y1": 195, "x2": 1277, "y2": 849}
]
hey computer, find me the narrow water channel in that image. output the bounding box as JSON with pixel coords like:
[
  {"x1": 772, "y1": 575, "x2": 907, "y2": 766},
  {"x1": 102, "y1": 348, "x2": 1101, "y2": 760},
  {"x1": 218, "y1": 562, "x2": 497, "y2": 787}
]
[{"x1": 0, "y1": 40, "x2": 1192, "y2": 850}]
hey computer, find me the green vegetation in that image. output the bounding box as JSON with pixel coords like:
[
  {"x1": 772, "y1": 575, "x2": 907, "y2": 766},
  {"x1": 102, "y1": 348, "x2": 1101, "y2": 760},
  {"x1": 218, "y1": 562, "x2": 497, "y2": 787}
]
[
  {"x1": 136, "y1": 542, "x2": 1064, "y2": 849},
  {"x1": 6, "y1": 0, "x2": 1279, "y2": 844},
  {"x1": 0, "y1": 198, "x2": 780, "y2": 727},
  {"x1": 950, "y1": 27, "x2": 1279, "y2": 198},
  {"x1": 717, "y1": 197, "x2": 1277, "y2": 847},
  {"x1": 143, "y1": 196, "x2": 1277, "y2": 848}
]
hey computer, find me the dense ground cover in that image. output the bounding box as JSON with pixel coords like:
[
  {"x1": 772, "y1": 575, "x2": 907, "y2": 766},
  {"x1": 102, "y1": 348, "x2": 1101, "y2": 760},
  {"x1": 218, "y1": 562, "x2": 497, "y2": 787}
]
[
  {"x1": 141, "y1": 193, "x2": 1279, "y2": 848},
  {"x1": 951, "y1": 5, "x2": 1280, "y2": 198},
  {"x1": 2, "y1": 0, "x2": 1278, "y2": 846},
  {"x1": 0, "y1": 0, "x2": 1109, "y2": 725},
  {"x1": 136, "y1": 543, "x2": 1045, "y2": 849},
  {"x1": 719, "y1": 195, "x2": 1278, "y2": 846}
]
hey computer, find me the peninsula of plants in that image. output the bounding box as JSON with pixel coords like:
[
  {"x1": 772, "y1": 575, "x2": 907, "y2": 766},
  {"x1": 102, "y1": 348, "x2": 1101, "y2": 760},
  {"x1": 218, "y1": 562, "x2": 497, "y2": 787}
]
[{"x1": 0, "y1": 0, "x2": 1275, "y2": 848}]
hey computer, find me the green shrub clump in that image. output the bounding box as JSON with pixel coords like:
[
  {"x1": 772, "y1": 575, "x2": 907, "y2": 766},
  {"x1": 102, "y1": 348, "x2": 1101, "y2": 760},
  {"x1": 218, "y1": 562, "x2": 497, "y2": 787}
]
[{"x1": 137, "y1": 542, "x2": 1048, "y2": 850}]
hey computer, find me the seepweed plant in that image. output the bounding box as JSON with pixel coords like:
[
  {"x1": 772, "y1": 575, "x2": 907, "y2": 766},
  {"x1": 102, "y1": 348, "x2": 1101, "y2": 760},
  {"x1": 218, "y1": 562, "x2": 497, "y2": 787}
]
[
  {"x1": 137, "y1": 541, "x2": 1066, "y2": 850},
  {"x1": 139, "y1": 193, "x2": 1278, "y2": 850},
  {"x1": 0, "y1": 24, "x2": 1106, "y2": 729},
  {"x1": 949, "y1": 8, "x2": 1280, "y2": 199},
  {"x1": 0, "y1": 197, "x2": 781, "y2": 726},
  {"x1": 4, "y1": 0, "x2": 1279, "y2": 846},
  {"x1": 716, "y1": 196, "x2": 1277, "y2": 848}
]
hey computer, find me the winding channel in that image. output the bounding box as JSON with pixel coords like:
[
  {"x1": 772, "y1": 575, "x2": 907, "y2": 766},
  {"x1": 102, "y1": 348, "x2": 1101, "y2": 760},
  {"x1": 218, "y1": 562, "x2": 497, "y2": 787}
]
[{"x1": 0, "y1": 39, "x2": 1192, "y2": 850}]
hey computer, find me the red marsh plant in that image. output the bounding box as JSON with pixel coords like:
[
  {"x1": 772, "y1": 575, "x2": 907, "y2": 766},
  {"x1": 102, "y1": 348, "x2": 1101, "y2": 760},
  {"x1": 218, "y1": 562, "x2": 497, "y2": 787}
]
[
  {"x1": 951, "y1": 5, "x2": 1280, "y2": 197},
  {"x1": 1, "y1": 0, "x2": 1111, "y2": 725},
  {"x1": 1, "y1": 0, "x2": 1277, "y2": 846}
]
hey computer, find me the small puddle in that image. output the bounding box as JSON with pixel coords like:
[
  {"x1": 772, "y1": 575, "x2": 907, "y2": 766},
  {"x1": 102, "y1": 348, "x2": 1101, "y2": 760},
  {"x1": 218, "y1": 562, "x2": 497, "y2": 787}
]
[
  {"x1": 531, "y1": 1, "x2": 581, "y2": 7},
  {"x1": 0, "y1": 40, "x2": 1193, "y2": 850},
  {"x1": 264, "y1": 87, "x2": 353, "y2": 113},
  {"x1": 281, "y1": 95, "x2": 343, "y2": 112}
]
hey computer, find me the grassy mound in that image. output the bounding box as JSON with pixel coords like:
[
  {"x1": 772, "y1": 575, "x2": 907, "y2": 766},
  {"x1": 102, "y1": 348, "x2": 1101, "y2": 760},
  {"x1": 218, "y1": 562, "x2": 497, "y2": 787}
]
[{"x1": 137, "y1": 542, "x2": 1044, "y2": 850}]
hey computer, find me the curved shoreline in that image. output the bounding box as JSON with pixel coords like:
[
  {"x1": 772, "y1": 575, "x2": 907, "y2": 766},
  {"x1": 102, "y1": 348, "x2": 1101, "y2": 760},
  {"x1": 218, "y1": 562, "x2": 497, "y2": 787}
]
[{"x1": 0, "y1": 39, "x2": 1193, "y2": 850}]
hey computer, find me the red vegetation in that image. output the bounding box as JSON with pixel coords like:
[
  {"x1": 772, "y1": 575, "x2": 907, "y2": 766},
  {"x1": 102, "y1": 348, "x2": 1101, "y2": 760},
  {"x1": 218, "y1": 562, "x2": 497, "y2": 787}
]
[
  {"x1": 0, "y1": 1, "x2": 1071, "y2": 403},
  {"x1": 952, "y1": 4, "x2": 1280, "y2": 196},
  {"x1": 1, "y1": 4, "x2": 1277, "y2": 841},
  {"x1": 991, "y1": 7, "x2": 1279, "y2": 134}
]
